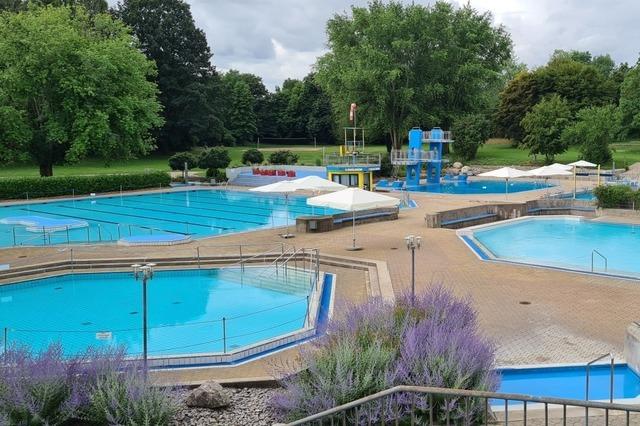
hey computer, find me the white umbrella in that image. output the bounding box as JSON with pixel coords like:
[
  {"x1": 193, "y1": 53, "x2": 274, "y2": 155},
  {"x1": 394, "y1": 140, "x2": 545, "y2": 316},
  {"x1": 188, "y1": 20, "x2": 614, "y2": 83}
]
[
  {"x1": 288, "y1": 175, "x2": 347, "y2": 192},
  {"x1": 568, "y1": 160, "x2": 597, "y2": 168},
  {"x1": 567, "y1": 161, "x2": 598, "y2": 199},
  {"x1": 526, "y1": 165, "x2": 572, "y2": 196},
  {"x1": 250, "y1": 181, "x2": 298, "y2": 238},
  {"x1": 478, "y1": 167, "x2": 530, "y2": 197},
  {"x1": 550, "y1": 163, "x2": 573, "y2": 171},
  {"x1": 307, "y1": 188, "x2": 400, "y2": 250}
]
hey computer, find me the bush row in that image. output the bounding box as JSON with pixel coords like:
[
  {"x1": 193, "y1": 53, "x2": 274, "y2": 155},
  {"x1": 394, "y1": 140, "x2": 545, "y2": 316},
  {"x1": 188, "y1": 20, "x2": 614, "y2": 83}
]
[
  {"x1": 0, "y1": 344, "x2": 176, "y2": 425},
  {"x1": 0, "y1": 171, "x2": 171, "y2": 200},
  {"x1": 593, "y1": 184, "x2": 640, "y2": 209}
]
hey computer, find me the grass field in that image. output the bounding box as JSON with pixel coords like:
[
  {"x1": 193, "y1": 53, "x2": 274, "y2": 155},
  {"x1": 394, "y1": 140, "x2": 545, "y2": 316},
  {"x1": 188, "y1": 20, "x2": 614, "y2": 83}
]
[{"x1": 1, "y1": 140, "x2": 638, "y2": 178}]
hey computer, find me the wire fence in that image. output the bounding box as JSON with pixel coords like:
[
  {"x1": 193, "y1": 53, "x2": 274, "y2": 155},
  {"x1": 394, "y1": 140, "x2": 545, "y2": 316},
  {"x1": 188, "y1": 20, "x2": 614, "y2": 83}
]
[{"x1": 0, "y1": 243, "x2": 323, "y2": 362}]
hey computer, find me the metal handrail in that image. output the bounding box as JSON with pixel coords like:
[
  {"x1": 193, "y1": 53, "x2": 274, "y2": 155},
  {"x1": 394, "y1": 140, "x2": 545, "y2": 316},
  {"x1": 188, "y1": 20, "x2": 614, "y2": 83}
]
[
  {"x1": 286, "y1": 384, "x2": 640, "y2": 426},
  {"x1": 591, "y1": 249, "x2": 608, "y2": 272},
  {"x1": 586, "y1": 352, "x2": 614, "y2": 402}
]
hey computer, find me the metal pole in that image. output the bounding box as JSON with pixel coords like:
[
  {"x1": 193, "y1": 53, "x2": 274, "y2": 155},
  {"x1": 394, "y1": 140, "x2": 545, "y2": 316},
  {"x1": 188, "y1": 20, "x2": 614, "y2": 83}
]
[
  {"x1": 42, "y1": 226, "x2": 46, "y2": 245},
  {"x1": 352, "y1": 211, "x2": 356, "y2": 249},
  {"x1": 305, "y1": 295, "x2": 310, "y2": 326},
  {"x1": 196, "y1": 247, "x2": 201, "y2": 269},
  {"x1": 142, "y1": 275, "x2": 148, "y2": 372},
  {"x1": 222, "y1": 317, "x2": 227, "y2": 353},
  {"x1": 411, "y1": 245, "x2": 416, "y2": 304},
  {"x1": 66, "y1": 226, "x2": 70, "y2": 244},
  {"x1": 12, "y1": 227, "x2": 16, "y2": 246},
  {"x1": 3, "y1": 327, "x2": 7, "y2": 364},
  {"x1": 610, "y1": 357, "x2": 615, "y2": 403},
  {"x1": 239, "y1": 245, "x2": 243, "y2": 271}
]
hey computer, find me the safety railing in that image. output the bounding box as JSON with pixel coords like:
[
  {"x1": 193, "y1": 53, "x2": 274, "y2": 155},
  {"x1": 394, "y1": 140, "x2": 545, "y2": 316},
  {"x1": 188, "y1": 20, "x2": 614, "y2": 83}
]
[
  {"x1": 323, "y1": 153, "x2": 381, "y2": 167},
  {"x1": 423, "y1": 130, "x2": 453, "y2": 141},
  {"x1": 285, "y1": 385, "x2": 640, "y2": 426},
  {"x1": 390, "y1": 149, "x2": 437, "y2": 165},
  {"x1": 586, "y1": 353, "x2": 614, "y2": 404},
  {"x1": 591, "y1": 249, "x2": 608, "y2": 272}
]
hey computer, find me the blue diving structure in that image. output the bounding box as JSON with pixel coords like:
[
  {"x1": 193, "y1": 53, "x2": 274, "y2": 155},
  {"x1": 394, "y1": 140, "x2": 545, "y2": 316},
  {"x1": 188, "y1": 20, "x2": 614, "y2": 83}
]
[{"x1": 389, "y1": 127, "x2": 454, "y2": 190}]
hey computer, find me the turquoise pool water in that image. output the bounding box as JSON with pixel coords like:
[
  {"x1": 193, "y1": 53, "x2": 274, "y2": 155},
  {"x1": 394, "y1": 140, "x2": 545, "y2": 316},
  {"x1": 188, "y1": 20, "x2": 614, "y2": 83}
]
[
  {"x1": 472, "y1": 217, "x2": 640, "y2": 277},
  {"x1": 412, "y1": 180, "x2": 550, "y2": 195},
  {"x1": 499, "y1": 364, "x2": 640, "y2": 401},
  {"x1": 0, "y1": 267, "x2": 312, "y2": 357},
  {"x1": 0, "y1": 190, "x2": 341, "y2": 247}
]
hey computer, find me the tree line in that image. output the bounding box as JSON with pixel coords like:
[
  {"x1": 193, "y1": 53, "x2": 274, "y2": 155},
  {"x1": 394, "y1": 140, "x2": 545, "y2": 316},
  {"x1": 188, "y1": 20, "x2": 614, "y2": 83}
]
[{"x1": 2, "y1": 0, "x2": 637, "y2": 176}]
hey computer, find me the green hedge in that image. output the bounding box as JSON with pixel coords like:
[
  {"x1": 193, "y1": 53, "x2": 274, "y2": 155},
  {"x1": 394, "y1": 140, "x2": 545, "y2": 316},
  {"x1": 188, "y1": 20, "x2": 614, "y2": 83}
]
[
  {"x1": 593, "y1": 184, "x2": 640, "y2": 209},
  {"x1": 0, "y1": 171, "x2": 171, "y2": 200}
]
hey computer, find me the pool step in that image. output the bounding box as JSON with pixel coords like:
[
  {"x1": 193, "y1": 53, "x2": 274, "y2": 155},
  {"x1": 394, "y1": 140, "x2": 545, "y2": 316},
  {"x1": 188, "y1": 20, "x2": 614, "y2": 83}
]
[{"x1": 216, "y1": 267, "x2": 313, "y2": 295}]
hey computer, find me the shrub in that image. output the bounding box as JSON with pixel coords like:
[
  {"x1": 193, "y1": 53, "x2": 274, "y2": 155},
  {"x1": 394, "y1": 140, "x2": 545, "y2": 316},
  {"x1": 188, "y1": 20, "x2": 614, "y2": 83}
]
[
  {"x1": 168, "y1": 152, "x2": 198, "y2": 171},
  {"x1": 241, "y1": 148, "x2": 264, "y2": 165},
  {"x1": 0, "y1": 344, "x2": 177, "y2": 425},
  {"x1": 593, "y1": 184, "x2": 640, "y2": 208},
  {"x1": 0, "y1": 171, "x2": 171, "y2": 200},
  {"x1": 268, "y1": 150, "x2": 299, "y2": 165},
  {"x1": 379, "y1": 153, "x2": 393, "y2": 176},
  {"x1": 206, "y1": 168, "x2": 228, "y2": 182},
  {"x1": 272, "y1": 286, "x2": 497, "y2": 423},
  {"x1": 198, "y1": 147, "x2": 231, "y2": 170}
]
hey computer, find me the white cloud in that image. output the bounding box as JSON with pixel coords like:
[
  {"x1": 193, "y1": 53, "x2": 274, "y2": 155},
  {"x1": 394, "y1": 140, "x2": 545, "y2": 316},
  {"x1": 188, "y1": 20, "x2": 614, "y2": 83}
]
[{"x1": 109, "y1": 0, "x2": 640, "y2": 89}]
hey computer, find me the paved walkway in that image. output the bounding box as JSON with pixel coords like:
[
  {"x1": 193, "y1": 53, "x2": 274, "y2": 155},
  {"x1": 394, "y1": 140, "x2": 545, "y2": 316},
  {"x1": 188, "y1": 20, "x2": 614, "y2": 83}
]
[{"x1": 3, "y1": 179, "x2": 635, "y2": 380}]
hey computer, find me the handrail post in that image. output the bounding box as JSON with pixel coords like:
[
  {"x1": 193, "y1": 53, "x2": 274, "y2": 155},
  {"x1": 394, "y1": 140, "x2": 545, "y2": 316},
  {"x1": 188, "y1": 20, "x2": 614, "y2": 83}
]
[
  {"x1": 610, "y1": 356, "x2": 615, "y2": 404},
  {"x1": 222, "y1": 317, "x2": 227, "y2": 354}
]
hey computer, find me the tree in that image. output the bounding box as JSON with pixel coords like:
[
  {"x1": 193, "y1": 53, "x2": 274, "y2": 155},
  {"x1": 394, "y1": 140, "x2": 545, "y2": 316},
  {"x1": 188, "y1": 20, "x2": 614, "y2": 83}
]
[
  {"x1": 619, "y1": 64, "x2": 640, "y2": 136},
  {"x1": 0, "y1": 6, "x2": 162, "y2": 176},
  {"x1": 0, "y1": 0, "x2": 107, "y2": 13},
  {"x1": 221, "y1": 78, "x2": 257, "y2": 145},
  {"x1": 116, "y1": 0, "x2": 224, "y2": 152},
  {"x1": 452, "y1": 114, "x2": 491, "y2": 161},
  {"x1": 494, "y1": 71, "x2": 540, "y2": 144},
  {"x1": 562, "y1": 105, "x2": 619, "y2": 165},
  {"x1": 521, "y1": 95, "x2": 572, "y2": 163},
  {"x1": 315, "y1": 1, "x2": 512, "y2": 149},
  {"x1": 168, "y1": 152, "x2": 198, "y2": 171}
]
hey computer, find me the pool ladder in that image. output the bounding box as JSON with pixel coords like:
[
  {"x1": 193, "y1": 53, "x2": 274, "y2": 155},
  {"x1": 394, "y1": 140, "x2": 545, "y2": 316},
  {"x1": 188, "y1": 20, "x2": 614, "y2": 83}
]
[
  {"x1": 585, "y1": 352, "x2": 615, "y2": 425},
  {"x1": 591, "y1": 249, "x2": 608, "y2": 272}
]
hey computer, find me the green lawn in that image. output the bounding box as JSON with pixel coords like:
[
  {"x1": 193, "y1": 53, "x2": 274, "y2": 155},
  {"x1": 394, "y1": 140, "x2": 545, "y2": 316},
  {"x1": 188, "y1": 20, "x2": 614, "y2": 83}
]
[
  {"x1": 466, "y1": 139, "x2": 640, "y2": 168},
  {"x1": 2, "y1": 140, "x2": 638, "y2": 178}
]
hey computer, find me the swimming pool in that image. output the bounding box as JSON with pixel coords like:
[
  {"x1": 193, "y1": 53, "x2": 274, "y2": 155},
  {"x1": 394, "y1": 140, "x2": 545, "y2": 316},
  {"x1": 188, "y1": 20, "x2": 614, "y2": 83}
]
[
  {"x1": 463, "y1": 217, "x2": 640, "y2": 278},
  {"x1": 411, "y1": 180, "x2": 550, "y2": 195},
  {"x1": 499, "y1": 364, "x2": 640, "y2": 401},
  {"x1": 0, "y1": 189, "x2": 341, "y2": 247},
  {"x1": 0, "y1": 267, "x2": 316, "y2": 359}
]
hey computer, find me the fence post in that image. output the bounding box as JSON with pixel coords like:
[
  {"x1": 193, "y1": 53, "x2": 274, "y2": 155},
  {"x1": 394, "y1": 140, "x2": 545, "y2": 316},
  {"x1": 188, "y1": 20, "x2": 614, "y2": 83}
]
[
  {"x1": 70, "y1": 248, "x2": 74, "y2": 272},
  {"x1": 66, "y1": 226, "x2": 70, "y2": 244},
  {"x1": 305, "y1": 295, "x2": 310, "y2": 327},
  {"x1": 3, "y1": 327, "x2": 7, "y2": 364},
  {"x1": 86, "y1": 227, "x2": 90, "y2": 243},
  {"x1": 42, "y1": 226, "x2": 46, "y2": 245},
  {"x1": 97, "y1": 224, "x2": 102, "y2": 242},
  {"x1": 12, "y1": 227, "x2": 16, "y2": 247},
  {"x1": 239, "y1": 245, "x2": 243, "y2": 271},
  {"x1": 196, "y1": 247, "x2": 201, "y2": 269},
  {"x1": 222, "y1": 317, "x2": 227, "y2": 354}
]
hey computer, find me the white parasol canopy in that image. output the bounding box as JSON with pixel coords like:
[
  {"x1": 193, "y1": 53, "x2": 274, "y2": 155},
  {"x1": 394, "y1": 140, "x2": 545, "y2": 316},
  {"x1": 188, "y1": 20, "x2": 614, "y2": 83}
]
[
  {"x1": 250, "y1": 180, "x2": 298, "y2": 237},
  {"x1": 526, "y1": 165, "x2": 572, "y2": 177},
  {"x1": 568, "y1": 160, "x2": 597, "y2": 168},
  {"x1": 288, "y1": 175, "x2": 347, "y2": 192},
  {"x1": 478, "y1": 167, "x2": 530, "y2": 197},
  {"x1": 307, "y1": 188, "x2": 400, "y2": 250},
  {"x1": 550, "y1": 163, "x2": 573, "y2": 171}
]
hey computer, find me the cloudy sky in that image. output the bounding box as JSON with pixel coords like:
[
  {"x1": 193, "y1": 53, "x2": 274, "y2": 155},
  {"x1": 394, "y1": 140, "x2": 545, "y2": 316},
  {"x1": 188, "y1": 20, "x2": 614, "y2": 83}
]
[{"x1": 110, "y1": 1, "x2": 640, "y2": 90}]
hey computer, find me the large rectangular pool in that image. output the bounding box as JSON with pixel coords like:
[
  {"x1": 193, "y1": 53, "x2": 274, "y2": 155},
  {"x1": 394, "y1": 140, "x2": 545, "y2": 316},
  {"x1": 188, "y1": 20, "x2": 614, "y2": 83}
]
[{"x1": 0, "y1": 189, "x2": 341, "y2": 247}]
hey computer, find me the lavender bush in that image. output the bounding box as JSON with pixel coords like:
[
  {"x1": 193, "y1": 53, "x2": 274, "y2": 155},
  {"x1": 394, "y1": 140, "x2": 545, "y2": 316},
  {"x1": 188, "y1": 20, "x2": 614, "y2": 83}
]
[
  {"x1": 0, "y1": 344, "x2": 176, "y2": 425},
  {"x1": 272, "y1": 286, "x2": 499, "y2": 423}
]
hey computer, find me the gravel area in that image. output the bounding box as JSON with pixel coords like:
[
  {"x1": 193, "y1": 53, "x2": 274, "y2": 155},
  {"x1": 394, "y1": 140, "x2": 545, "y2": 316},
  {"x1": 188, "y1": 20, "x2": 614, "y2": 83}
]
[{"x1": 171, "y1": 387, "x2": 279, "y2": 426}]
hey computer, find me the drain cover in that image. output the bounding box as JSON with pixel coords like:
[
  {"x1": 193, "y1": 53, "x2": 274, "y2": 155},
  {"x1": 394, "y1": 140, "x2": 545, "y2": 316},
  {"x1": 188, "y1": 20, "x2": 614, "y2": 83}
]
[
  {"x1": 519, "y1": 301, "x2": 531, "y2": 305},
  {"x1": 81, "y1": 321, "x2": 92, "y2": 326},
  {"x1": 129, "y1": 311, "x2": 138, "y2": 315},
  {"x1": 172, "y1": 301, "x2": 182, "y2": 305}
]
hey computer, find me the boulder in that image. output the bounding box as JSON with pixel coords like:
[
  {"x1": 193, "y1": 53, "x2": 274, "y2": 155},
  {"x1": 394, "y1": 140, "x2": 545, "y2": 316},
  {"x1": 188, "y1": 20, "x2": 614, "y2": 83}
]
[
  {"x1": 452, "y1": 161, "x2": 463, "y2": 169},
  {"x1": 185, "y1": 381, "x2": 231, "y2": 409}
]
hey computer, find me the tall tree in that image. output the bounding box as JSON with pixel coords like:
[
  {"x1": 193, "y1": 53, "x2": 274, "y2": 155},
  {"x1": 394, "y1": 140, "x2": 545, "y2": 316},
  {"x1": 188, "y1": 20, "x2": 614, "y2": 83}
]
[
  {"x1": 221, "y1": 78, "x2": 257, "y2": 145},
  {"x1": 0, "y1": 6, "x2": 162, "y2": 176},
  {"x1": 618, "y1": 63, "x2": 640, "y2": 136},
  {"x1": 0, "y1": 0, "x2": 107, "y2": 13},
  {"x1": 316, "y1": 1, "x2": 512, "y2": 149},
  {"x1": 116, "y1": 0, "x2": 224, "y2": 152},
  {"x1": 561, "y1": 105, "x2": 619, "y2": 165},
  {"x1": 521, "y1": 95, "x2": 572, "y2": 163}
]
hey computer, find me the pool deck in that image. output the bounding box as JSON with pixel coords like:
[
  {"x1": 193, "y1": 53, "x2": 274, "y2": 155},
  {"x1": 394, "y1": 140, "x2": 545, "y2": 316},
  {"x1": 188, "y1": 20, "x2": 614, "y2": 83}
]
[{"x1": 4, "y1": 177, "x2": 635, "y2": 384}]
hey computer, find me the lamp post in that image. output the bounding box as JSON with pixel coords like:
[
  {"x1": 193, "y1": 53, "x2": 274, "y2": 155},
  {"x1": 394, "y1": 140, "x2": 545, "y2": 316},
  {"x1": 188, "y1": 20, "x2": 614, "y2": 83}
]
[
  {"x1": 404, "y1": 235, "x2": 422, "y2": 304},
  {"x1": 132, "y1": 262, "x2": 155, "y2": 371}
]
